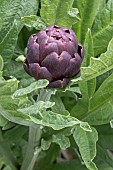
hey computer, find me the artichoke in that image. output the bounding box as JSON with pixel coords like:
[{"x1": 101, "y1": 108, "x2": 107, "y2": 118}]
[{"x1": 23, "y1": 25, "x2": 84, "y2": 88}]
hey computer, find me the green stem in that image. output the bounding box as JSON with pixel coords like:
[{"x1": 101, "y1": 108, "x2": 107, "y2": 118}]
[
  {"x1": 20, "y1": 126, "x2": 41, "y2": 170},
  {"x1": 27, "y1": 147, "x2": 41, "y2": 170},
  {"x1": 21, "y1": 89, "x2": 53, "y2": 170}
]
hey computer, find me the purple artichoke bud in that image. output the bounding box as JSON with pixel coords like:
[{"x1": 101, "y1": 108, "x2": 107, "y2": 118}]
[{"x1": 23, "y1": 25, "x2": 84, "y2": 88}]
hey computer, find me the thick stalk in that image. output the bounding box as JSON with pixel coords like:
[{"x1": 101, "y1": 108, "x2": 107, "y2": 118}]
[
  {"x1": 21, "y1": 89, "x2": 53, "y2": 170},
  {"x1": 20, "y1": 126, "x2": 41, "y2": 170}
]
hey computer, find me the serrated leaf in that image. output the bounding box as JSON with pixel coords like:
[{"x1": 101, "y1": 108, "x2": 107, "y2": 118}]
[
  {"x1": 73, "y1": 0, "x2": 100, "y2": 43},
  {"x1": 51, "y1": 94, "x2": 69, "y2": 115},
  {"x1": 29, "y1": 111, "x2": 80, "y2": 130},
  {"x1": 0, "y1": 78, "x2": 18, "y2": 95},
  {"x1": 52, "y1": 134, "x2": 70, "y2": 149},
  {"x1": 0, "y1": 104, "x2": 75, "y2": 128},
  {"x1": 68, "y1": 8, "x2": 80, "y2": 23},
  {"x1": 84, "y1": 99, "x2": 113, "y2": 125},
  {"x1": 92, "y1": 0, "x2": 113, "y2": 56},
  {"x1": 71, "y1": 80, "x2": 96, "y2": 119},
  {"x1": 74, "y1": 72, "x2": 113, "y2": 125},
  {"x1": 80, "y1": 122, "x2": 92, "y2": 132},
  {"x1": 18, "y1": 101, "x2": 55, "y2": 115},
  {"x1": 12, "y1": 80, "x2": 49, "y2": 97},
  {"x1": 0, "y1": 95, "x2": 29, "y2": 111},
  {"x1": 0, "y1": 0, "x2": 38, "y2": 43},
  {"x1": 81, "y1": 38, "x2": 113, "y2": 81},
  {"x1": 3, "y1": 60, "x2": 29, "y2": 79},
  {"x1": 41, "y1": 139, "x2": 52, "y2": 150},
  {"x1": 96, "y1": 0, "x2": 106, "y2": 15},
  {"x1": 82, "y1": 29, "x2": 94, "y2": 67},
  {"x1": 68, "y1": 8, "x2": 79, "y2": 17},
  {"x1": 0, "y1": 106, "x2": 35, "y2": 127},
  {"x1": 0, "y1": 21, "x2": 18, "y2": 65},
  {"x1": 72, "y1": 73, "x2": 113, "y2": 125},
  {"x1": 73, "y1": 127, "x2": 98, "y2": 170},
  {"x1": 90, "y1": 73, "x2": 113, "y2": 110},
  {"x1": 0, "y1": 0, "x2": 38, "y2": 65},
  {"x1": 21, "y1": 15, "x2": 46, "y2": 30},
  {"x1": 81, "y1": 28, "x2": 96, "y2": 102},
  {"x1": 40, "y1": 0, "x2": 78, "y2": 27},
  {"x1": 41, "y1": 134, "x2": 70, "y2": 150}
]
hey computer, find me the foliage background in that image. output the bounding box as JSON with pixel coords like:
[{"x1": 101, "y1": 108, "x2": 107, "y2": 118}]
[{"x1": 0, "y1": 0, "x2": 113, "y2": 170}]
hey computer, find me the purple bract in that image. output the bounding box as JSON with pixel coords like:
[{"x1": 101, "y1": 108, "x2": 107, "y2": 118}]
[{"x1": 23, "y1": 25, "x2": 84, "y2": 88}]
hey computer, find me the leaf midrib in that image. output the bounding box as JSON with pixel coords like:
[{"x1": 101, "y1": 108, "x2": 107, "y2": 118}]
[
  {"x1": 82, "y1": 95, "x2": 113, "y2": 122},
  {"x1": 92, "y1": 20, "x2": 113, "y2": 38}
]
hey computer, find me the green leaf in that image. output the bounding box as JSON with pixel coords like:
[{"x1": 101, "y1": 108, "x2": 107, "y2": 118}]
[
  {"x1": 0, "y1": 0, "x2": 38, "y2": 65},
  {"x1": 0, "y1": 103, "x2": 75, "y2": 129},
  {"x1": 110, "y1": 119, "x2": 113, "y2": 128},
  {"x1": 0, "y1": 106, "x2": 35, "y2": 127},
  {"x1": 0, "y1": 78, "x2": 18, "y2": 95},
  {"x1": 3, "y1": 125, "x2": 27, "y2": 143},
  {"x1": 92, "y1": 0, "x2": 113, "y2": 56},
  {"x1": 18, "y1": 101, "x2": 55, "y2": 115},
  {"x1": 81, "y1": 37, "x2": 113, "y2": 81},
  {"x1": 0, "y1": 55, "x2": 4, "y2": 71},
  {"x1": 21, "y1": 15, "x2": 46, "y2": 30},
  {"x1": 82, "y1": 73, "x2": 113, "y2": 125},
  {"x1": 3, "y1": 60, "x2": 29, "y2": 79},
  {"x1": 89, "y1": 73, "x2": 113, "y2": 110},
  {"x1": 0, "y1": 115, "x2": 8, "y2": 128},
  {"x1": 84, "y1": 99, "x2": 113, "y2": 125},
  {"x1": 0, "y1": 72, "x2": 3, "y2": 80},
  {"x1": 71, "y1": 82, "x2": 113, "y2": 125},
  {"x1": 107, "y1": 37, "x2": 113, "y2": 51},
  {"x1": 81, "y1": 28, "x2": 96, "y2": 103},
  {"x1": 52, "y1": 134, "x2": 70, "y2": 149},
  {"x1": 51, "y1": 94, "x2": 69, "y2": 115},
  {"x1": 82, "y1": 29, "x2": 94, "y2": 67},
  {"x1": 73, "y1": 0, "x2": 100, "y2": 43},
  {"x1": 0, "y1": 144, "x2": 17, "y2": 170},
  {"x1": 0, "y1": 95, "x2": 29, "y2": 111},
  {"x1": 68, "y1": 8, "x2": 79, "y2": 18},
  {"x1": 0, "y1": 0, "x2": 38, "y2": 43},
  {"x1": 29, "y1": 111, "x2": 92, "y2": 131},
  {"x1": 40, "y1": 0, "x2": 78, "y2": 27},
  {"x1": 96, "y1": 144, "x2": 113, "y2": 168},
  {"x1": 80, "y1": 122, "x2": 92, "y2": 132},
  {"x1": 73, "y1": 75, "x2": 113, "y2": 124},
  {"x1": 15, "y1": 55, "x2": 25, "y2": 62},
  {"x1": 45, "y1": 160, "x2": 88, "y2": 170},
  {"x1": 71, "y1": 82, "x2": 89, "y2": 118},
  {"x1": 12, "y1": 80, "x2": 49, "y2": 97},
  {"x1": 71, "y1": 79, "x2": 96, "y2": 119},
  {"x1": 41, "y1": 134, "x2": 70, "y2": 150},
  {"x1": 73, "y1": 127, "x2": 98, "y2": 170},
  {"x1": 29, "y1": 111, "x2": 80, "y2": 130},
  {"x1": 97, "y1": 124, "x2": 113, "y2": 150},
  {"x1": 97, "y1": 0, "x2": 106, "y2": 14},
  {"x1": 41, "y1": 139, "x2": 52, "y2": 150},
  {"x1": 0, "y1": 21, "x2": 18, "y2": 65}
]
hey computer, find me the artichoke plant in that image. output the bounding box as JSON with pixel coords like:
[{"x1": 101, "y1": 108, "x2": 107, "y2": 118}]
[{"x1": 23, "y1": 25, "x2": 84, "y2": 88}]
